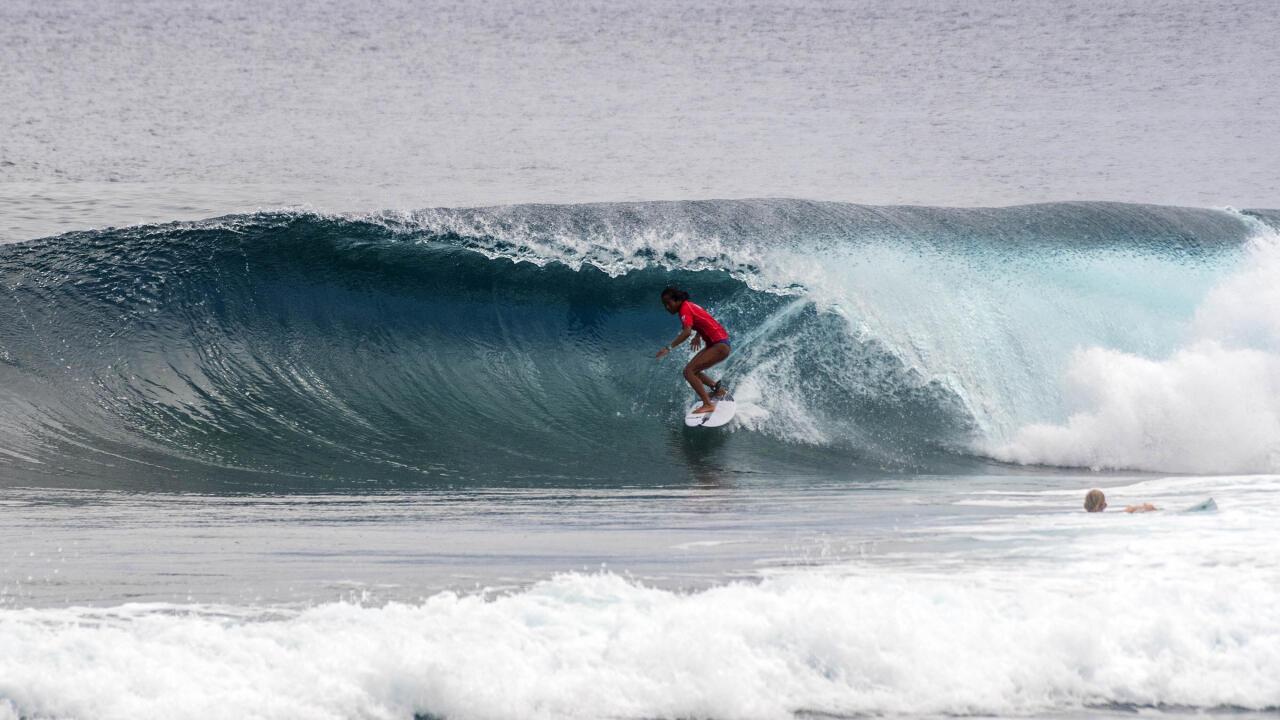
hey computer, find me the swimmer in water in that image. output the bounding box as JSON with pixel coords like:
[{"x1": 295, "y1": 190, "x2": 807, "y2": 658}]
[{"x1": 1084, "y1": 489, "x2": 1157, "y2": 513}]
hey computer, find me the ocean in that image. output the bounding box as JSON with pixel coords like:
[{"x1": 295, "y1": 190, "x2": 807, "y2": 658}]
[{"x1": 3, "y1": 1, "x2": 1279, "y2": 719}]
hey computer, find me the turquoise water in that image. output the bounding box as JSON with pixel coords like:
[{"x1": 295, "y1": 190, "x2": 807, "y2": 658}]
[{"x1": 0, "y1": 201, "x2": 1268, "y2": 487}]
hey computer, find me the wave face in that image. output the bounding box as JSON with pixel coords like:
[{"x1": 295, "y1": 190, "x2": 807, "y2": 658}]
[{"x1": 0, "y1": 200, "x2": 1275, "y2": 486}]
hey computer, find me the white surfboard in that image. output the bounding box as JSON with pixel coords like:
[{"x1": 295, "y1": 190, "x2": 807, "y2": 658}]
[{"x1": 684, "y1": 392, "x2": 736, "y2": 428}]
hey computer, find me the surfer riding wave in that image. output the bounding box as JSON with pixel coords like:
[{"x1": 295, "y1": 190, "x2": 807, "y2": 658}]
[{"x1": 655, "y1": 287, "x2": 730, "y2": 414}]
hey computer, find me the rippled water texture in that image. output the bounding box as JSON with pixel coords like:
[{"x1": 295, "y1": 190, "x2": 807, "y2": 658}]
[{"x1": 3, "y1": 0, "x2": 1279, "y2": 240}]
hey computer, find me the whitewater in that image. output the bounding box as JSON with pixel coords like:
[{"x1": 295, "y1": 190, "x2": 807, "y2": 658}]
[{"x1": 3, "y1": 473, "x2": 1278, "y2": 720}]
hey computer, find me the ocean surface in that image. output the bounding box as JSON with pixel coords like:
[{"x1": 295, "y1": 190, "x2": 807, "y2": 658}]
[{"x1": 3, "y1": 1, "x2": 1280, "y2": 719}]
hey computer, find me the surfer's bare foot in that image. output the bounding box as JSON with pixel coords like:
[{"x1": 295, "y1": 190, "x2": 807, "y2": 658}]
[
  {"x1": 693, "y1": 402, "x2": 716, "y2": 414},
  {"x1": 712, "y1": 386, "x2": 727, "y2": 398}
]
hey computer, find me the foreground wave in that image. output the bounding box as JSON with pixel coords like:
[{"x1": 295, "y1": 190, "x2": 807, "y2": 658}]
[
  {"x1": 1, "y1": 199, "x2": 1277, "y2": 486},
  {"x1": 3, "y1": 565, "x2": 1278, "y2": 720},
  {"x1": 5, "y1": 467, "x2": 1279, "y2": 719}
]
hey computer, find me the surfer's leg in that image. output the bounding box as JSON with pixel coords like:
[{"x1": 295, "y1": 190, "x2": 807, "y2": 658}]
[
  {"x1": 694, "y1": 371, "x2": 725, "y2": 396},
  {"x1": 685, "y1": 344, "x2": 730, "y2": 413},
  {"x1": 683, "y1": 362, "x2": 713, "y2": 410},
  {"x1": 696, "y1": 342, "x2": 731, "y2": 394}
]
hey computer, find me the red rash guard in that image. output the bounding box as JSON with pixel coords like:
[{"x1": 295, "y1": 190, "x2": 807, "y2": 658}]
[{"x1": 678, "y1": 301, "x2": 729, "y2": 343}]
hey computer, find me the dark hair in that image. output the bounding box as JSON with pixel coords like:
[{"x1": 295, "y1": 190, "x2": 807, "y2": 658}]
[{"x1": 661, "y1": 286, "x2": 690, "y2": 303}]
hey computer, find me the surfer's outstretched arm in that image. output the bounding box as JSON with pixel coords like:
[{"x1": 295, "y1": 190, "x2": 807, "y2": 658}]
[{"x1": 654, "y1": 326, "x2": 693, "y2": 358}]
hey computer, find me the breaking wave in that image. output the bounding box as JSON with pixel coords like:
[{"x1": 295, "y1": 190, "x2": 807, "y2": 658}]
[{"x1": 1, "y1": 199, "x2": 1275, "y2": 485}]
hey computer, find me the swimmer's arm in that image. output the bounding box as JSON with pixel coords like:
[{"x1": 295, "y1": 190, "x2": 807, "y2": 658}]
[
  {"x1": 1123, "y1": 504, "x2": 1158, "y2": 513},
  {"x1": 655, "y1": 325, "x2": 694, "y2": 358}
]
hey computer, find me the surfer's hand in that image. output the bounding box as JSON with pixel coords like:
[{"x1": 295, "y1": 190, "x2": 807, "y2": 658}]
[
  {"x1": 690, "y1": 336, "x2": 702, "y2": 351},
  {"x1": 655, "y1": 347, "x2": 669, "y2": 359}
]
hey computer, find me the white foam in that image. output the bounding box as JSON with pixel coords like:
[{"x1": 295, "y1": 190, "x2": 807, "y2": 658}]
[
  {"x1": 2, "y1": 565, "x2": 1278, "y2": 720},
  {"x1": 996, "y1": 233, "x2": 1280, "y2": 473},
  {"x1": 5, "y1": 472, "x2": 1278, "y2": 719}
]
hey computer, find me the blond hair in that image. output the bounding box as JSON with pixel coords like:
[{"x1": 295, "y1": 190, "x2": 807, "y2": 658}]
[{"x1": 1084, "y1": 489, "x2": 1106, "y2": 512}]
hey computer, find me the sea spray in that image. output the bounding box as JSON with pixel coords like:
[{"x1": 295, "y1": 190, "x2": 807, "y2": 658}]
[{"x1": 996, "y1": 229, "x2": 1280, "y2": 472}]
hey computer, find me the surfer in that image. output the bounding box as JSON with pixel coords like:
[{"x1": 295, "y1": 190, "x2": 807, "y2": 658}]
[
  {"x1": 654, "y1": 287, "x2": 730, "y2": 414},
  {"x1": 1084, "y1": 489, "x2": 1157, "y2": 513}
]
